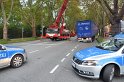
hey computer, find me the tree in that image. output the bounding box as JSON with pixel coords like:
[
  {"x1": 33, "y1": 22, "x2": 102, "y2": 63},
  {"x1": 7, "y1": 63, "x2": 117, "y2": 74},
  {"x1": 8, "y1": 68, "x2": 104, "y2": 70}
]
[
  {"x1": 66, "y1": 0, "x2": 84, "y2": 31},
  {"x1": 82, "y1": 0, "x2": 108, "y2": 36},
  {"x1": 42, "y1": 0, "x2": 62, "y2": 27},
  {"x1": 0, "y1": 0, "x2": 2, "y2": 4},
  {"x1": 19, "y1": 0, "x2": 43, "y2": 37},
  {"x1": 0, "y1": 0, "x2": 14, "y2": 40},
  {"x1": 96, "y1": 0, "x2": 124, "y2": 35}
]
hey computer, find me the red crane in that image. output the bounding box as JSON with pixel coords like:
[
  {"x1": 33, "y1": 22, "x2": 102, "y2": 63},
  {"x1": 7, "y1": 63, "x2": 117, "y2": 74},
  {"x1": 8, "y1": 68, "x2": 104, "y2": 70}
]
[
  {"x1": 49, "y1": 0, "x2": 68, "y2": 29},
  {"x1": 45, "y1": 0, "x2": 70, "y2": 41}
]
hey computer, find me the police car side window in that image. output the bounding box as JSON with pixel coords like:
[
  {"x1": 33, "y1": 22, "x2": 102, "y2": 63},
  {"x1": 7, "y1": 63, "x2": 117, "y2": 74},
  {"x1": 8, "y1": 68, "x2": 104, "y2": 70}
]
[
  {"x1": 0, "y1": 45, "x2": 2, "y2": 50},
  {"x1": 122, "y1": 49, "x2": 124, "y2": 54}
]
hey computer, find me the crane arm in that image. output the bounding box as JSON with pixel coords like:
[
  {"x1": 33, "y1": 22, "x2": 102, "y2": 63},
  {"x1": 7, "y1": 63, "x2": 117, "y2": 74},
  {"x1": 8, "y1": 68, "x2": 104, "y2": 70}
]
[{"x1": 49, "y1": 0, "x2": 68, "y2": 28}]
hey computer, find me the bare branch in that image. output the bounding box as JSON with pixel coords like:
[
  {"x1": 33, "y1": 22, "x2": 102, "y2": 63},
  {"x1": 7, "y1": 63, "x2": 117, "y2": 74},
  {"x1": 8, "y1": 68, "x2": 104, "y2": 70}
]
[
  {"x1": 34, "y1": 1, "x2": 43, "y2": 15},
  {"x1": 7, "y1": 0, "x2": 14, "y2": 21},
  {"x1": 1, "y1": 0, "x2": 6, "y2": 23},
  {"x1": 119, "y1": 3, "x2": 124, "y2": 20},
  {"x1": 102, "y1": 0, "x2": 114, "y2": 15},
  {"x1": 0, "y1": 0, "x2": 2, "y2": 4},
  {"x1": 113, "y1": 0, "x2": 118, "y2": 14},
  {"x1": 22, "y1": 12, "x2": 32, "y2": 26},
  {"x1": 96, "y1": 0, "x2": 114, "y2": 24}
]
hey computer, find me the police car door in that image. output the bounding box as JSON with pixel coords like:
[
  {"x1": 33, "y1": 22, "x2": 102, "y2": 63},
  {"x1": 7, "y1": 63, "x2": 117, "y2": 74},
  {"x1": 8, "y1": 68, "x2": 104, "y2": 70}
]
[{"x1": 0, "y1": 45, "x2": 8, "y2": 67}]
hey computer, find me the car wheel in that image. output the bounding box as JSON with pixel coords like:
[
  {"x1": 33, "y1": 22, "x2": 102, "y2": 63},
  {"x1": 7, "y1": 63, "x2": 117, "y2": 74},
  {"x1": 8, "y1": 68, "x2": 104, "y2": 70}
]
[
  {"x1": 50, "y1": 38, "x2": 54, "y2": 41},
  {"x1": 102, "y1": 65, "x2": 115, "y2": 82},
  {"x1": 11, "y1": 55, "x2": 24, "y2": 68}
]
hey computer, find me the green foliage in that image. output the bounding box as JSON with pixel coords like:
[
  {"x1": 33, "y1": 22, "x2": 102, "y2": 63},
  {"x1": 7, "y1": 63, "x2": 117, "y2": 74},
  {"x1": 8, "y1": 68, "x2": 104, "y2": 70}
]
[
  {"x1": 0, "y1": 0, "x2": 13, "y2": 17},
  {"x1": 2, "y1": 0, "x2": 121, "y2": 39},
  {"x1": 66, "y1": 0, "x2": 85, "y2": 30},
  {"x1": 0, "y1": 27, "x2": 3, "y2": 39},
  {"x1": 0, "y1": 37, "x2": 39, "y2": 44},
  {"x1": 0, "y1": 39, "x2": 8, "y2": 44}
]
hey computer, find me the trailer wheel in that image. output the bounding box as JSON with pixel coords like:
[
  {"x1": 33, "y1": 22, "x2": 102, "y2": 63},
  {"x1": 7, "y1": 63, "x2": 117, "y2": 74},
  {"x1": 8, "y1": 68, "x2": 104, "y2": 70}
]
[
  {"x1": 91, "y1": 36, "x2": 95, "y2": 42},
  {"x1": 102, "y1": 65, "x2": 115, "y2": 82}
]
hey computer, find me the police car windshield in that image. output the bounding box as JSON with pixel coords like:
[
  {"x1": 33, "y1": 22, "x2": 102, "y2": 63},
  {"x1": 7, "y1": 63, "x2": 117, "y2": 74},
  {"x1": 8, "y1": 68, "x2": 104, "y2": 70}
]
[{"x1": 96, "y1": 38, "x2": 124, "y2": 51}]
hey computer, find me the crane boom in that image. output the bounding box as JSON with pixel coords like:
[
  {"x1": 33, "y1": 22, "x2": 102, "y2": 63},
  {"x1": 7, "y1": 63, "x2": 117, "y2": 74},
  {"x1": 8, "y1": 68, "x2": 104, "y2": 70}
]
[
  {"x1": 49, "y1": 0, "x2": 68, "y2": 28},
  {"x1": 45, "y1": 0, "x2": 71, "y2": 41}
]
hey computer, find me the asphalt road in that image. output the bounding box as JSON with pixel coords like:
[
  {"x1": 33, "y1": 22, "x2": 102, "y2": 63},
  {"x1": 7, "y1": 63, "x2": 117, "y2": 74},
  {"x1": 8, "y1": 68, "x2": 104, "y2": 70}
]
[{"x1": 0, "y1": 38, "x2": 124, "y2": 82}]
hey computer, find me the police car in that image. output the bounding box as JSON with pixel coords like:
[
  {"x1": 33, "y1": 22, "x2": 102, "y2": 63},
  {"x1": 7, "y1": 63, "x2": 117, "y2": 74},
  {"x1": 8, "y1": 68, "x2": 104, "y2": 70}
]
[
  {"x1": 72, "y1": 32, "x2": 124, "y2": 82},
  {"x1": 0, "y1": 44, "x2": 27, "y2": 68}
]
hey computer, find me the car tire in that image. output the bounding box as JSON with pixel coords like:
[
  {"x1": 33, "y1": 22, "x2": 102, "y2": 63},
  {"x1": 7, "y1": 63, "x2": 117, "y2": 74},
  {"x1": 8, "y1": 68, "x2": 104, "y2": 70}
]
[
  {"x1": 91, "y1": 36, "x2": 95, "y2": 42},
  {"x1": 102, "y1": 65, "x2": 115, "y2": 82},
  {"x1": 11, "y1": 55, "x2": 24, "y2": 68}
]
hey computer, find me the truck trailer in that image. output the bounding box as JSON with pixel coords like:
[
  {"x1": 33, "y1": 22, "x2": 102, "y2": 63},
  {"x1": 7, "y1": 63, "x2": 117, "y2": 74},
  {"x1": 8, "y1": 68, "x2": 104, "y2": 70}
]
[{"x1": 76, "y1": 20, "x2": 98, "y2": 42}]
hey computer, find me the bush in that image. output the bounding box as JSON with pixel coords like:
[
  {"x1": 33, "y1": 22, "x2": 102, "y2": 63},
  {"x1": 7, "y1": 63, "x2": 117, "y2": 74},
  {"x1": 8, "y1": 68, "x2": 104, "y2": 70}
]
[
  {"x1": 0, "y1": 39, "x2": 9, "y2": 44},
  {"x1": 0, "y1": 37, "x2": 39, "y2": 44}
]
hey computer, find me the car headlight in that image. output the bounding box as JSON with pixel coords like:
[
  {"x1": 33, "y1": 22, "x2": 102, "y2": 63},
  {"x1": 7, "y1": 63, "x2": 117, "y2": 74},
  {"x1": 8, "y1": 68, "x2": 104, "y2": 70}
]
[
  {"x1": 82, "y1": 60, "x2": 98, "y2": 66},
  {"x1": 58, "y1": 34, "x2": 60, "y2": 36}
]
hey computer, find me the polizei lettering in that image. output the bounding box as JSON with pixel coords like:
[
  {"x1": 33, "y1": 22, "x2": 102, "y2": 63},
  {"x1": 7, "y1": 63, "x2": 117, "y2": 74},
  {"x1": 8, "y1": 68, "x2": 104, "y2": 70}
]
[{"x1": 0, "y1": 53, "x2": 7, "y2": 58}]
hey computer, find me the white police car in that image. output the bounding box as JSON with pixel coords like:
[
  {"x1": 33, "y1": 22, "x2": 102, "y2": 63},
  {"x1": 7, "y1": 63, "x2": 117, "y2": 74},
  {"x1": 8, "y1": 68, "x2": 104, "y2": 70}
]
[
  {"x1": 0, "y1": 44, "x2": 27, "y2": 68},
  {"x1": 72, "y1": 33, "x2": 124, "y2": 82}
]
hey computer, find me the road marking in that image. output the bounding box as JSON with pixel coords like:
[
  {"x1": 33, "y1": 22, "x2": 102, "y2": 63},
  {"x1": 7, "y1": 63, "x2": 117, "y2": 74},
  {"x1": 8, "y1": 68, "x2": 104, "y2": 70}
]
[
  {"x1": 71, "y1": 49, "x2": 74, "y2": 51},
  {"x1": 45, "y1": 46, "x2": 51, "y2": 48},
  {"x1": 66, "y1": 53, "x2": 70, "y2": 56},
  {"x1": 61, "y1": 58, "x2": 66, "y2": 62},
  {"x1": 76, "y1": 45, "x2": 79, "y2": 47},
  {"x1": 50, "y1": 65, "x2": 59, "y2": 74},
  {"x1": 29, "y1": 50, "x2": 39, "y2": 53},
  {"x1": 75, "y1": 46, "x2": 77, "y2": 49}
]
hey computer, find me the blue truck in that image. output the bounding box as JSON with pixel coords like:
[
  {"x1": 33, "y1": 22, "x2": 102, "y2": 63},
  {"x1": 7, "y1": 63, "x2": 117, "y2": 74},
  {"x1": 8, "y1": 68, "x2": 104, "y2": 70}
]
[{"x1": 76, "y1": 20, "x2": 98, "y2": 42}]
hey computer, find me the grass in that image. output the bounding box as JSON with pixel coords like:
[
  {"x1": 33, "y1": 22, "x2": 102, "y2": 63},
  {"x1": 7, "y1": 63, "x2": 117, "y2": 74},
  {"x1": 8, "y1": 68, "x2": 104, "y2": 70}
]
[
  {"x1": 0, "y1": 36, "x2": 106, "y2": 44},
  {"x1": 0, "y1": 37, "x2": 40, "y2": 44},
  {"x1": 97, "y1": 36, "x2": 104, "y2": 42}
]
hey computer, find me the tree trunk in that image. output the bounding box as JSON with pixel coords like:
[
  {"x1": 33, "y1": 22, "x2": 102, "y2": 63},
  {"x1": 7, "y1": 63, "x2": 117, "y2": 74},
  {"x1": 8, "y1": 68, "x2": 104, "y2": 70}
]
[
  {"x1": 1, "y1": 0, "x2": 13, "y2": 40},
  {"x1": 111, "y1": 22, "x2": 121, "y2": 35},
  {"x1": 1, "y1": 1, "x2": 8, "y2": 40},
  {"x1": 96, "y1": 0, "x2": 123, "y2": 36},
  {"x1": 31, "y1": 19, "x2": 36, "y2": 37},
  {"x1": 3, "y1": 20, "x2": 8, "y2": 40},
  {"x1": 32, "y1": 26, "x2": 36, "y2": 37},
  {"x1": 110, "y1": 13, "x2": 121, "y2": 35}
]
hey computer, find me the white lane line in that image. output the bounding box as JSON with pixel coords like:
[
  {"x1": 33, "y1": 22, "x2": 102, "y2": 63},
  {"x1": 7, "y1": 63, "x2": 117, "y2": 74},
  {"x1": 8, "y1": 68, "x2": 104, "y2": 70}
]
[
  {"x1": 29, "y1": 50, "x2": 39, "y2": 53},
  {"x1": 50, "y1": 65, "x2": 59, "y2": 74},
  {"x1": 61, "y1": 58, "x2": 66, "y2": 62},
  {"x1": 71, "y1": 49, "x2": 74, "y2": 51},
  {"x1": 76, "y1": 45, "x2": 79, "y2": 47},
  {"x1": 75, "y1": 46, "x2": 77, "y2": 49},
  {"x1": 66, "y1": 53, "x2": 70, "y2": 57},
  {"x1": 45, "y1": 46, "x2": 51, "y2": 48}
]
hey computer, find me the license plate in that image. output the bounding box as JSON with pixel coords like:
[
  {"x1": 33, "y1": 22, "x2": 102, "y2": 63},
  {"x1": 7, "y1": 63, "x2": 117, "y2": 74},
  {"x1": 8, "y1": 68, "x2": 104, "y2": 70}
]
[{"x1": 72, "y1": 62, "x2": 76, "y2": 68}]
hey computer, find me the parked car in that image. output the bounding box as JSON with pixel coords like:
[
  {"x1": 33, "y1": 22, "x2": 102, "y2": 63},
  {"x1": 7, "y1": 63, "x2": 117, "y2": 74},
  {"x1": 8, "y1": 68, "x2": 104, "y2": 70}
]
[
  {"x1": 72, "y1": 32, "x2": 124, "y2": 82},
  {"x1": 0, "y1": 44, "x2": 27, "y2": 68}
]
